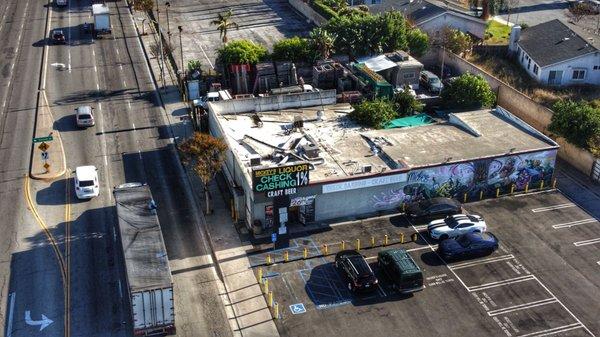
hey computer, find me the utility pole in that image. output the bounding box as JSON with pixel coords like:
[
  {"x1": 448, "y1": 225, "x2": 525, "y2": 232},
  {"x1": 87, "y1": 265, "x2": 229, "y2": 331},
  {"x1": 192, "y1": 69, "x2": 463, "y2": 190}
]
[
  {"x1": 178, "y1": 25, "x2": 184, "y2": 75},
  {"x1": 166, "y1": 2, "x2": 171, "y2": 43}
]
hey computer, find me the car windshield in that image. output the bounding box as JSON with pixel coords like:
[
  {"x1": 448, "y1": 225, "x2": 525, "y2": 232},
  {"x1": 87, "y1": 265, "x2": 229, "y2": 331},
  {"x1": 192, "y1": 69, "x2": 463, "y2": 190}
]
[
  {"x1": 457, "y1": 235, "x2": 472, "y2": 247},
  {"x1": 443, "y1": 217, "x2": 460, "y2": 228},
  {"x1": 79, "y1": 180, "x2": 94, "y2": 187},
  {"x1": 78, "y1": 114, "x2": 92, "y2": 120}
]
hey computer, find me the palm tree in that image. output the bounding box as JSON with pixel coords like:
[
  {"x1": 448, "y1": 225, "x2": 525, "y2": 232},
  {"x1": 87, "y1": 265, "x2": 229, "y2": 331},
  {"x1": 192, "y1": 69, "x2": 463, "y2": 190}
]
[
  {"x1": 309, "y1": 28, "x2": 336, "y2": 60},
  {"x1": 211, "y1": 10, "x2": 239, "y2": 44}
]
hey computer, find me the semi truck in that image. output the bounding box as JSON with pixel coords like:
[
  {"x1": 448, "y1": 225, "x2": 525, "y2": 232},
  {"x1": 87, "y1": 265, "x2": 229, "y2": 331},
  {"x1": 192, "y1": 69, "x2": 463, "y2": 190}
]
[
  {"x1": 113, "y1": 183, "x2": 175, "y2": 336},
  {"x1": 92, "y1": 4, "x2": 111, "y2": 35}
]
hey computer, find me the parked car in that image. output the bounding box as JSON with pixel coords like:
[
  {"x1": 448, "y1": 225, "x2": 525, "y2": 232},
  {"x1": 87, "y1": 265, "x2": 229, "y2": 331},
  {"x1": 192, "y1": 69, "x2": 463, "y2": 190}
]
[
  {"x1": 420, "y1": 70, "x2": 443, "y2": 94},
  {"x1": 377, "y1": 249, "x2": 424, "y2": 294},
  {"x1": 51, "y1": 29, "x2": 66, "y2": 44},
  {"x1": 428, "y1": 214, "x2": 486, "y2": 240},
  {"x1": 438, "y1": 231, "x2": 499, "y2": 260},
  {"x1": 335, "y1": 250, "x2": 378, "y2": 292},
  {"x1": 430, "y1": 65, "x2": 454, "y2": 79},
  {"x1": 405, "y1": 197, "x2": 462, "y2": 221},
  {"x1": 74, "y1": 165, "x2": 99, "y2": 199},
  {"x1": 75, "y1": 106, "x2": 95, "y2": 127}
]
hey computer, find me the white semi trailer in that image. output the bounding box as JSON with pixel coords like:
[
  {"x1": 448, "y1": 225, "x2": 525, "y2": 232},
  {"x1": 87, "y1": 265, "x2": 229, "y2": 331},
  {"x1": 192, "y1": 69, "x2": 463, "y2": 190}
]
[{"x1": 92, "y1": 4, "x2": 111, "y2": 35}]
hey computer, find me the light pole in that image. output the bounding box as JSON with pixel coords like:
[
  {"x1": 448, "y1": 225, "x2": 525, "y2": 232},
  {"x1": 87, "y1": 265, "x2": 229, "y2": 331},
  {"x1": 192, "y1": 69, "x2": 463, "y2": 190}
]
[
  {"x1": 165, "y1": 2, "x2": 171, "y2": 43},
  {"x1": 178, "y1": 25, "x2": 184, "y2": 76}
]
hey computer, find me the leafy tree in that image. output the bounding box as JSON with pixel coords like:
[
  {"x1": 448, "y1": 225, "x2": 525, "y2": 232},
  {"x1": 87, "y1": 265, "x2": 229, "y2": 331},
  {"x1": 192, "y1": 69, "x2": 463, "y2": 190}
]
[
  {"x1": 549, "y1": 100, "x2": 600, "y2": 150},
  {"x1": 379, "y1": 11, "x2": 409, "y2": 53},
  {"x1": 309, "y1": 28, "x2": 336, "y2": 60},
  {"x1": 217, "y1": 39, "x2": 268, "y2": 65},
  {"x1": 350, "y1": 99, "x2": 397, "y2": 128},
  {"x1": 132, "y1": 0, "x2": 153, "y2": 12},
  {"x1": 407, "y1": 28, "x2": 429, "y2": 57},
  {"x1": 438, "y1": 27, "x2": 473, "y2": 55},
  {"x1": 187, "y1": 59, "x2": 202, "y2": 72},
  {"x1": 393, "y1": 87, "x2": 423, "y2": 117},
  {"x1": 179, "y1": 132, "x2": 228, "y2": 214},
  {"x1": 272, "y1": 37, "x2": 316, "y2": 63},
  {"x1": 211, "y1": 10, "x2": 239, "y2": 44},
  {"x1": 441, "y1": 73, "x2": 495, "y2": 108}
]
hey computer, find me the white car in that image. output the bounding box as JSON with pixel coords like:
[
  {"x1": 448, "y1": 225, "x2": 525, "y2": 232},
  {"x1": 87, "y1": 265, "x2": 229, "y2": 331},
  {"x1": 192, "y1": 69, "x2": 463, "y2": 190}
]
[
  {"x1": 427, "y1": 214, "x2": 486, "y2": 240},
  {"x1": 74, "y1": 165, "x2": 99, "y2": 199}
]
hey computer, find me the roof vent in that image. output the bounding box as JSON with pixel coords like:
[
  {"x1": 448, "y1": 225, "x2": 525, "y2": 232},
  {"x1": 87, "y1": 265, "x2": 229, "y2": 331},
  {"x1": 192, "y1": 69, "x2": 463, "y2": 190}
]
[
  {"x1": 249, "y1": 154, "x2": 262, "y2": 166},
  {"x1": 362, "y1": 164, "x2": 372, "y2": 173},
  {"x1": 301, "y1": 143, "x2": 320, "y2": 159},
  {"x1": 293, "y1": 116, "x2": 304, "y2": 130}
]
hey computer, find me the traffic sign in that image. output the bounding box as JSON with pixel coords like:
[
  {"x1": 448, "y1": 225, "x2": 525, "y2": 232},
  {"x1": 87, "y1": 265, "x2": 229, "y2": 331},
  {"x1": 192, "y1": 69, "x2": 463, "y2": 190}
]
[
  {"x1": 41, "y1": 152, "x2": 49, "y2": 160},
  {"x1": 271, "y1": 233, "x2": 277, "y2": 243},
  {"x1": 38, "y1": 142, "x2": 50, "y2": 152},
  {"x1": 33, "y1": 136, "x2": 53, "y2": 143},
  {"x1": 289, "y1": 303, "x2": 306, "y2": 315}
]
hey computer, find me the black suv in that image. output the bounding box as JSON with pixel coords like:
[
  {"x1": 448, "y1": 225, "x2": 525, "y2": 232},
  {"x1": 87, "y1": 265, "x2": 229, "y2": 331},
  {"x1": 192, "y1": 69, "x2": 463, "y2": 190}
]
[
  {"x1": 335, "y1": 250, "x2": 378, "y2": 292},
  {"x1": 405, "y1": 197, "x2": 462, "y2": 221},
  {"x1": 52, "y1": 30, "x2": 66, "y2": 44}
]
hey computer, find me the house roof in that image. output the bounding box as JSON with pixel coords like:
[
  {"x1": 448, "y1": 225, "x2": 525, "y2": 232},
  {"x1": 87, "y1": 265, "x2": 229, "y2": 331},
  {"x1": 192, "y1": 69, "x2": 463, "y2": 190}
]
[
  {"x1": 362, "y1": 0, "x2": 480, "y2": 25},
  {"x1": 518, "y1": 19, "x2": 600, "y2": 67}
]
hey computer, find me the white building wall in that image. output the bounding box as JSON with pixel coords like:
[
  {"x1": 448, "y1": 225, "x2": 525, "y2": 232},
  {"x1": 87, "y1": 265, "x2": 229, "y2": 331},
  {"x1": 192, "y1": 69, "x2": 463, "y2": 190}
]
[{"x1": 420, "y1": 13, "x2": 486, "y2": 39}]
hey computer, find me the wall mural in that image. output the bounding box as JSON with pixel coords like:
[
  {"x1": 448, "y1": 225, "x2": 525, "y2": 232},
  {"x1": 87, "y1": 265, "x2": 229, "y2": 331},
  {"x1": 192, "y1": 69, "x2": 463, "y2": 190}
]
[{"x1": 370, "y1": 150, "x2": 557, "y2": 209}]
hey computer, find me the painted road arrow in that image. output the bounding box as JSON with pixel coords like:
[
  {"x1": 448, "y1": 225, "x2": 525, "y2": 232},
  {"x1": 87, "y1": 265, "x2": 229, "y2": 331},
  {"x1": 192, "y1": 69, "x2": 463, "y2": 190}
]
[{"x1": 25, "y1": 311, "x2": 53, "y2": 331}]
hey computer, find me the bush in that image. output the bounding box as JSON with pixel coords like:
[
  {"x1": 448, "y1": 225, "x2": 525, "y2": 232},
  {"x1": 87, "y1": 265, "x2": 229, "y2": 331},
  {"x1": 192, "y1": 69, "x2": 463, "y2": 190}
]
[
  {"x1": 549, "y1": 100, "x2": 600, "y2": 150},
  {"x1": 393, "y1": 88, "x2": 423, "y2": 117},
  {"x1": 217, "y1": 39, "x2": 268, "y2": 65},
  {"x1": 350, "y1": 99, "x2": 397, "y2": 128},
  {"x1": 272, "y1": 37, "x2": 316, "y2": 63},
  {"x1": 187, "y1": 59, "x2": 202, "y2": 72},
  {"x1": 407, "y1": 29, "x2": 429, "y2": 57},
  {"x1": 310, "y1": 0, "x2": 339, "y2": 19},
  {"x1": 441, "y1": 73, "x2": 495, "y2": 108}
]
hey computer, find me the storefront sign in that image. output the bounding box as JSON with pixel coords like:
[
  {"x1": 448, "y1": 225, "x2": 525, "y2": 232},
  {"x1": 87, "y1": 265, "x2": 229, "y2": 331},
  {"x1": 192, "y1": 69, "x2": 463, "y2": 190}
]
[
  {"x1": 253, "y1": 164, "x2": 310, "y2": 193},
  {"x1": 322, "y1": 173, "x2": 408, "y2": 194},
  {"x1": 290, "y1": 195, "x2": 316, "y2": 207}
]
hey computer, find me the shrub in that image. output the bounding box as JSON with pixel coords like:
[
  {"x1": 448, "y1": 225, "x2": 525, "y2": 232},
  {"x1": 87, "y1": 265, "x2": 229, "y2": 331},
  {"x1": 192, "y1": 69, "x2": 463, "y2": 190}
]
[
  {"x1": 272, "y1": 37, "x2": 316, "y2": 63},
  {"x1": 406, "y1": 29, "x2": 429, "y2": 57},
  {"x1": 310, "y1": 0, "x2": 339, "y2": 19},
  {"x1": 187, "y1": 59, "x2": 202, "y2": 72},
  {"x1": 216, "y1": 39, "x2": 268, "y2": 65},
  {"x1": 549, "y1": 100, "x2": 600, "y2": 150},
  {"x1": 441, "y1": 73, "x2": 495, "y2": 108},
  {"x1": 393, "y1": 88, "x2": 423, "y2": 117},
  {"x1": 350, "y1": 99, "x2": 397, "y2": 128}
]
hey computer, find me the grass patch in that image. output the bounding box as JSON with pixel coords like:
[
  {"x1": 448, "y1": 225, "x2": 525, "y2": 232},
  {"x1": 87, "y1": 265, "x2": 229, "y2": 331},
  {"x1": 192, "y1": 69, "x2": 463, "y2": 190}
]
[{"x1": 485, "y1": 20, "x2": 511, "y2": 45}]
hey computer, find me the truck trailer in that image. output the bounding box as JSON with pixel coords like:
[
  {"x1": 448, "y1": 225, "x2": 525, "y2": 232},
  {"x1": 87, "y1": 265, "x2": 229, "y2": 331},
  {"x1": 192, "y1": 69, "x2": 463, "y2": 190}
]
[
  {"x1": 113, "y1": 183, "x2": 175, "y2": 336},
  {"x1": 92, "y1": 4, "x2": 111, "y2": 35}
]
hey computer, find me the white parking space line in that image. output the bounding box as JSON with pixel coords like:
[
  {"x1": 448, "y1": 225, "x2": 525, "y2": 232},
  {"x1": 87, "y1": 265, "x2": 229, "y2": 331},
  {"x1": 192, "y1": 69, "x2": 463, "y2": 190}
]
[
  {"x1": 413, "y1": 225, "x2": 428, "y2": 231},
  {"x1": 6, "y1": 292, "x2": 15, "y2": 337},
  {"x1": 468, "y1": 275, "x2": 535, "y2": 292},
  {"x1": 573, "y1": 237, "x2": 600, "y2": 247},
  {"x1": 449, "y1": 254, "x2": 514, "y2": 270},
  {"x1": 531, "y1": 203, "x2": 575, "y2": 213},
  {"x1": 407, "y1": 245, "x2": 437, "y2": 252},
  {"x1": 516, "y1": 323, "x2": 583, "y2": 337},
  {"x1": 365, "y1": 256, "x2": 377, "y2": 261},
  {"x1": 487, "y1": 297, "x2": 557, "y2": 317},
  {"x1": 552, "y1": 218, "x2": 598, "y2": 229}
]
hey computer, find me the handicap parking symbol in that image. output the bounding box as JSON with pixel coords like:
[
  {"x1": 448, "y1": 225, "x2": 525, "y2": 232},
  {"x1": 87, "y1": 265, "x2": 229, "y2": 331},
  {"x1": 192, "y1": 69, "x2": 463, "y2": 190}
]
[{"x1": 289, "y1": 303, "x2": 306, "y2": 315}]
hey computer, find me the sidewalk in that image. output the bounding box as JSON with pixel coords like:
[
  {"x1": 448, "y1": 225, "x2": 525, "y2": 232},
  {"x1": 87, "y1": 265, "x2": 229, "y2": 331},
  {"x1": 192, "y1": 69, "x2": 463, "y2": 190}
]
[{"x1": 132, "y1": 8, "x2": 279, "y2": 337}]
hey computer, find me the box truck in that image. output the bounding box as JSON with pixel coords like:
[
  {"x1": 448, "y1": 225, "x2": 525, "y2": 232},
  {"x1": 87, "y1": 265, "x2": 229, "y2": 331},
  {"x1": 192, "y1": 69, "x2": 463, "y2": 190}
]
[
  {"x1": 92, "y1": 4, "x2": 111, "y2": 35},
  {"x1": 113, "y1": 183, "x2": 175, "y2": 336}
]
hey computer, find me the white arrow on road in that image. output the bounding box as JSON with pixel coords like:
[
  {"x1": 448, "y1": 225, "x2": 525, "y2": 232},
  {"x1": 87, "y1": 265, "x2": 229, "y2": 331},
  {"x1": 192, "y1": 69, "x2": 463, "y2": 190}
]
[{"x1": 25, "y1": 311, "x2": 53, "y2": 331}]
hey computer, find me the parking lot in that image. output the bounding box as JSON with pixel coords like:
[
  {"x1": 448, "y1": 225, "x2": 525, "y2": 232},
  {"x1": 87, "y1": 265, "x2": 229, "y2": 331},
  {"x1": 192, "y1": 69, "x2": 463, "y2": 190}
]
[{"x1": 252, "y1": 190, "x2": 600, "y2": 337}]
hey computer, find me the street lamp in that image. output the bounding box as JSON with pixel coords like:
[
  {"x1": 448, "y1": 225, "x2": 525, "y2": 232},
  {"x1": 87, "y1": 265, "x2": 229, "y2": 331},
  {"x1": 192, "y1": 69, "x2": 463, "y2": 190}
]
[
  {"x1": 178, "y1": 25, "x2": 184, "y2": 77},
  {"x1": 165, "y1": 2, "x2": 171, "y2": 43}
]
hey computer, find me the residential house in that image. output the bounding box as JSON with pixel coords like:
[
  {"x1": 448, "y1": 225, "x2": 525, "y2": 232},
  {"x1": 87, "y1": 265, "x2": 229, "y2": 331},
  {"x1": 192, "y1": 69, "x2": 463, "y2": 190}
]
[{"x1": 509, "y1": 19, "x2": 600, "y2": 86}]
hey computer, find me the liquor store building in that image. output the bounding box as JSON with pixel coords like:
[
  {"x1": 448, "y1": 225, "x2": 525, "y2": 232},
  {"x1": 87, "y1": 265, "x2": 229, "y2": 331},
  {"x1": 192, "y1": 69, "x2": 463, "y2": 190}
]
[{"x1": 207, "y1": 91, "x2": 558, "y2": 234}]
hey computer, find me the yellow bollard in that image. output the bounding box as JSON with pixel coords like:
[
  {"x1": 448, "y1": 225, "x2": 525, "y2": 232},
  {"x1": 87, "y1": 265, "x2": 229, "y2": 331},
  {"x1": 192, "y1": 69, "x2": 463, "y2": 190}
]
[
  {"x1": 540, "y1": 180, "x2": 544, "y2": 190},
  {"x1": 268, "y1": 291, "x2": 273, "y2": 307},
  {"x1": 371, "y1": 236, "x2": 375, "y2": 248},
  {"x1": 525, "y1": 182, "x2": 529, "y2": 193},
  {"x1": 258, "y1": 267, "x2": 263, "y2": 283},
  {"x1": 463, "y1": 193, "x2": 467, "y2": 203},
  {"x1": 266, "y1": 254, "x2": 272, "y2": 265},
  {"x1": 479, "y1": 190, "x2": 484, "y2": 200},
  {"x1": 511, "y1": 184, "x2": 515, "y2": 194},
  {"x1": 411, "y1": 233, "x2": 418, "y2": 242},
  {"x1": 323, "y1": 244, "x2": 328, "y2": 255},
  {"x1": 400, "y1": 232, "x2": 405, "y2": 244},
  {"x1": 496, "y1": 188, "x2": 500, "y2": 198},
  {"x1": 341, "y1": 241, "x2": 346, "y2": 250},
  {"x1": 356, "y1": 238, "x2": 361, "y2": 251},
  {"x1": 264, "y1": 279, "x2": 269, "y2": 294},
  {"x1": 303, "y1": 247, "x2": 308, "y2": 259},
  {"x1": 284, "y1": 250, "x2": 289, "y2": 262},
  {"x1": 552, "y1": 178, "x2": 557, "y2": 189},
  {"x1": 384, "y1": 234, "x2": 389, "y2": 246},
  {"x1": 273, "y1": 302, "x2": 279, "y2": 319}
]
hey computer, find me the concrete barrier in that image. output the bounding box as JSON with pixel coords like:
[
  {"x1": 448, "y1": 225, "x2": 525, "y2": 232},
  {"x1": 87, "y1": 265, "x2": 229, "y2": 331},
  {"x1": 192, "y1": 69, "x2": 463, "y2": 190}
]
[{"x1": 288, "y1": 0, "x2": 328, "y2": 26}]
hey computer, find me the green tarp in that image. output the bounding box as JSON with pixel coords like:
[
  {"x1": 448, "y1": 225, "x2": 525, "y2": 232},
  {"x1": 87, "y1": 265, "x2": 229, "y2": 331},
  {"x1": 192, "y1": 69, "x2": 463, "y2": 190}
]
[{"x1": 384, "y1": 113, "x2": 434, "y2": 129}]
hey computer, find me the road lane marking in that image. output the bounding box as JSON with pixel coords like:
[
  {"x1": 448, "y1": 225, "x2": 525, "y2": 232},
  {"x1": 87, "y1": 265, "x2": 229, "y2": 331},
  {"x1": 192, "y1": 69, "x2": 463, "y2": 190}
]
[
  {"x1": 1, "y1": 0, "x2": 29, "y2": 110},
  {"x1": 6, "y1": 292, "x2": 15, "y2": 337},
  {"x1": 407, "y1": 245, "x2": 437, "y2": 252},
  {"x1": 67, "y1": 0, "x2": 71, "y2": 72},
  {"x1": 468, "y1": 275, "x2": 535, "y2": 291},
  {"x1": 123, "y1": 80, "x2": 127, "y2": 87},
  {"x1": 94, "y1": 65, "x2": 98, "y2": 73},
  {"x1": 552, "y1": 218, "x2": 597, "y2": 229},
  {"x1": 41, "y1": 0, "x2": 52, "y2": 90},
  {"x1": 516, "y1": 323, "x2": 583, "y2": 337},
  {"x1": 449, "y1": 254, "x2": 514, "y2": 270},
  {"x1": 487, "y1": 297, "x2": 557, "y2": 316},
  {"x1": 116, "y1": 48, "x2": 119, "y2": 55},
  {"x1": 531, "y1": 203, "x2": 575, "y2": 213},
  {"x1": 573, "y1": 237, "x2": 600, "y2": 247},
  {"x1": 64, "y1": 171, "x2": 71, "y2": 337}
]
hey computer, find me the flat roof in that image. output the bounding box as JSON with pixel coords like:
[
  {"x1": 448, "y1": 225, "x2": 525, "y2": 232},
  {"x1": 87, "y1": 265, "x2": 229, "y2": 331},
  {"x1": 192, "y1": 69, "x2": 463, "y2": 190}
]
[{"x1": 214, "y1": 105, "x2": 557, "y2": 183}]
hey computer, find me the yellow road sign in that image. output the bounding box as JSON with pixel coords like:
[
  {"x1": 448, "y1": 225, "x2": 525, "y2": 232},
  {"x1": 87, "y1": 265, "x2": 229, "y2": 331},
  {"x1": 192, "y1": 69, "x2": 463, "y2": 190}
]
[{"x1": 38, "y1": 142, "x2": 50, "y2": 152}]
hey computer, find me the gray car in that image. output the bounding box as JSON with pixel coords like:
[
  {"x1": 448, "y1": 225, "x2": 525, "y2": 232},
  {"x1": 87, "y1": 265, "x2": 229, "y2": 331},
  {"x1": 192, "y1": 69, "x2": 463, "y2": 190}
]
[
  {"x1": 75, "y1": 106, "x2": 95, "y2": 128},
  {"x1": 420, "y1": 70, "x2": 443, "y2": 94}
]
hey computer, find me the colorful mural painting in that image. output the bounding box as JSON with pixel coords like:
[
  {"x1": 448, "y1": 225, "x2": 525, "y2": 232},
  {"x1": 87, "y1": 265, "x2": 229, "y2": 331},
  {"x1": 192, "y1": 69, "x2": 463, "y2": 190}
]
[{"x1": 370, "y1": 150, "x2": 557, "y2": 209}]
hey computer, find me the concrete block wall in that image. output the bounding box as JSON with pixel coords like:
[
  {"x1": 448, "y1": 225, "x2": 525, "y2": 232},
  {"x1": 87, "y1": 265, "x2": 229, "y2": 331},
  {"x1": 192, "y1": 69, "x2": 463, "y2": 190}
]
[{"x1": 288, "y1": 0, "x2": 328, "y2": 26}]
